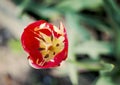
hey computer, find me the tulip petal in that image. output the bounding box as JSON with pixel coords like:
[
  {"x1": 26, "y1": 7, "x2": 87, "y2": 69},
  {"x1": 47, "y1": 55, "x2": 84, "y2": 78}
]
[{"x1": 21, "y1": 20, "x2": 68, "y2": 69}]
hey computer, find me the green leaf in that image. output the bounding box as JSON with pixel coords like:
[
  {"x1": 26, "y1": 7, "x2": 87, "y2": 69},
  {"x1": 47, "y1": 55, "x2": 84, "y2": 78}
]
[
  {"x1": 95, "y1": 62, "x2": 115, "y2": 85},
  {"x1": 20, "y1": 0, "x2": 61, "y2": 20},
  {"x1": 68, "y1": 64, "x2": 78, "y2": 85},
  {"x1": 100, "y1": 61, "x2": 114, "y2": 73},
  {"x1": 67, "y1": 26, "x2": 79, "y2": 85},
  {"x1": 66, "y1": 13, "x2": 91, "y2": 41},
  {"x1": 75, "y1": 41, "x2": 113, "y2": 59},
  {"x1": 68, "y1": 60, "x2": 104, "y2": 71},
  {"x1": 56, "y1": 0, "x2": 83, "y2": 12},
  {"x1": 56, "y1": 0, "x2": 103, "y2": 12},
  {"x1": 27, "y1": 4, "x2": 61, "y2": 20},
  {"x1": 18, "y1": 0, "x2": 31, "y2": 14},
  {"x1": 79, "y1": 14, "x2": 113, "y2": 35},
  {"x1": 66, "y1": 17, "x2": 80, "y2": 85},
  {"x1": 95, "y1": 76, "x2": 116, "y2": 85},
  {"x1": 103, "y1": 0, "x2": 120, "y2": 27}
]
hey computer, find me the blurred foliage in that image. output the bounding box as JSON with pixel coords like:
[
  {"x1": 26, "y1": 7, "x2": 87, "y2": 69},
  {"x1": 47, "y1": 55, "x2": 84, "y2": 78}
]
[
  {"x1": 11, "y1": 0, "x2": 120, "y2": 85},
  {"x1": 9, "y1": 39, "x2": 22, "y2": 52}
]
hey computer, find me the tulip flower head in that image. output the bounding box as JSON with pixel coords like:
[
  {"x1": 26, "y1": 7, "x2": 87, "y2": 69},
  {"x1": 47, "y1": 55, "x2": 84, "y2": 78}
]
[{"x1": 21, "y1": 20, "x2": 68, "y2": 69}]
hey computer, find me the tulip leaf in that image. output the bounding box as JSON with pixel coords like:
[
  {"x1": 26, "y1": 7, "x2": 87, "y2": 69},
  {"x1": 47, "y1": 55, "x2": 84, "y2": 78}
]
[
  {"x1": 95, "y1": 76, "x2": 116, "y2": 85},
  {"x1": 67, "y1": 20, "x2": 81, "y2": 85},
  {"x1": 75, "y1": 41, "x2": 113, "y2": 59},
  {"x1": 95, "y1": 62, "x2": 115, "y2": 85},
  {"x1": 66, "y1": 13, "x2": 91, "y2": 41},
  {"x1": 56, "y1": 0, "x2": 103, "y2": 12},
  {"x1": 68, "y1": 60, "x2": 104, "y2": 71},
  {"x1": 21, "y1": 1, "x2": 61, "y2": 20},
  {"x1": 103, "y1": 0, "x2": 120, "y2": 26},
  {"x1": 79, "y1": 14, "x2": 113, "y2": 35},
  {"x1": 36, "y1": 7, "x2": 61, "y2": 20}
]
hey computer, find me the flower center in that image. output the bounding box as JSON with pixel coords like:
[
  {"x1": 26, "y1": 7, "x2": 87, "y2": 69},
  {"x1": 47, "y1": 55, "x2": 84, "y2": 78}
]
[
  {"x1": 34, "y1": 29, "x2": 64, "y2": 66},
  {"x1": 31, "y1": 22, "x2": 66, "y2": 66}
]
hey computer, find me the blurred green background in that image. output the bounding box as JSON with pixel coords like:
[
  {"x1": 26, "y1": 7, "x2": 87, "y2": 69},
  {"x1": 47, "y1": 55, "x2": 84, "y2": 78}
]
[{"x1": 0, "y1": 0, "x2": 120, "y2": 85}]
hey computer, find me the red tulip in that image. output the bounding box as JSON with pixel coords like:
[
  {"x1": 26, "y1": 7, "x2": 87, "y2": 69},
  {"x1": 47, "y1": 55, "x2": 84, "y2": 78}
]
[{"x1": 21, "y1": 20, "x2": 68, "y2": 69}]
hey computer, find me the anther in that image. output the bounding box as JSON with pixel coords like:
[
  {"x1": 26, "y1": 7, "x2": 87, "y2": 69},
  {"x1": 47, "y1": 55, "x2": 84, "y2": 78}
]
[
  {"x1": 56, "y1": 43, "x2": 59, "y2": 47},
  {"x1": 44, "y1": 54, "x2": 49, "y2": 58},
  {"x1": 53, "y1": 52, "x2": 56, "y2": 55},
  {"x1": 38, "y1": 48, "x2": 45, "y2": 51}
]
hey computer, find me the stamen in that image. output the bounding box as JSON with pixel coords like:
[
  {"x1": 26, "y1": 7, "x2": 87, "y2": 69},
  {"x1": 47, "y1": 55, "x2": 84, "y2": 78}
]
[
  {"x1": 51, "y1": 35, "x2": 53, "y2": 41},
  {"x1": 41, "y1": 38, "x2": 46, "y2": 42},
  {"x1": 53, "y1": 52, "x2": 56, "y2": 55},
  {"x1": 30, "y1": 29, "x2": 46, "y2": 43},
  {"x1": 56, "y1": 43, "x2": 59, "y2": 47},
  {"x1": 39, "y1": 32, "x2": 46, "y2": 42},
  {"x1": 38, "y1": 48, "x2": 45, "y2": 51},
  {"x1": 51, "y1": 31, "x2": 54, "y2": 41},
  {"x1": 44, "y1": 54, "x2": 49, "y2": 58},
  {"x1": 34, "y1": 36, "x2": 46, "y2": 43},
  {"x1": 48, "y1": 46, "x2": 53, "y2": 51},
  {"x1": 29, "y1": 29, "x2": 41, "y2": 37},
  {"x1": 34, "y1": 26, "x2": 65, "y2": 64}
]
